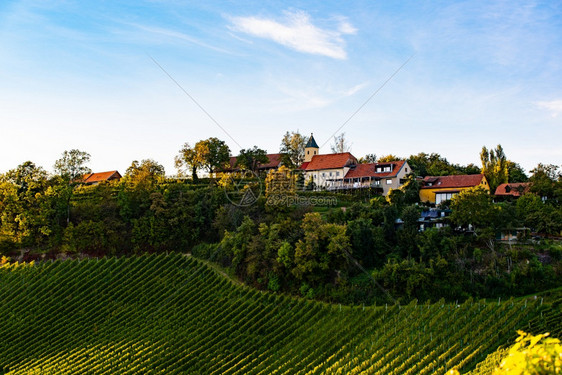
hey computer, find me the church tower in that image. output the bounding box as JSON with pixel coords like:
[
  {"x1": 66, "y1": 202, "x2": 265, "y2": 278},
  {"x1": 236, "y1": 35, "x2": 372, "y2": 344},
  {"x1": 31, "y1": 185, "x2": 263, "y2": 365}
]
[{"x1": 304, "y1": 133, "x2": 319, "y2": 162}]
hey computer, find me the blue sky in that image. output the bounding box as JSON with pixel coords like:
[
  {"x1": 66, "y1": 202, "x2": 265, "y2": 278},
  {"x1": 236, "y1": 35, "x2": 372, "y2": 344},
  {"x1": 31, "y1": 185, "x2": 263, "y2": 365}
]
[{"x1": 1, "y1": 0, "x2": 561, "y2": 175}]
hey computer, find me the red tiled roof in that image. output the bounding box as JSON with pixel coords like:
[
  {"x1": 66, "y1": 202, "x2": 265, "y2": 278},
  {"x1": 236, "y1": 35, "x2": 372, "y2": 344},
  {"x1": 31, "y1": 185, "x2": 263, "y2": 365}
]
[
  {"x1": 421, "y1": 174, "x2": 485, "y2": 189},
  {"x1": 344, "y1": 161, "x2": 406, "y2": 179},
  {"x1": 495, "y1": 182, "x2": 530, "y2": 197},
  {"x1": 259, "y1": 153, "x2": 283, "y2": 169},
  {"x1": 228, "y1": 156, "x2": 237, "y2": 169},
  {"x1": 299, "y1": 162, "x2": 310, "y2": 170},
  {"x1": 82, "y1": 171, "x2": 121, "y2": 184},
  {"x1": 223, "y1": 153, "x2": 283, "y2": 171},
  {"x1": 303, "y1": 153, "x2": 357, "y2": 170}
]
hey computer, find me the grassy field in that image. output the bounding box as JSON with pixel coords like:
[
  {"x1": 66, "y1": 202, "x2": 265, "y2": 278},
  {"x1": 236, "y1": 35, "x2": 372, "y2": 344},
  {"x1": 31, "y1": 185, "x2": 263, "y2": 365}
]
[{"x1": 0, "y1": 253, "x2": 560, "y2": 374}]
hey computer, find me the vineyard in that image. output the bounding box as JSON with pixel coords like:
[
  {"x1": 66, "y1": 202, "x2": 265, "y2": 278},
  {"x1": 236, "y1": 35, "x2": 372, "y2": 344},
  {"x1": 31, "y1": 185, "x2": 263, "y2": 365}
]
[{"x1": 0, "y1": 254, "x2": 560, "y2": 374}]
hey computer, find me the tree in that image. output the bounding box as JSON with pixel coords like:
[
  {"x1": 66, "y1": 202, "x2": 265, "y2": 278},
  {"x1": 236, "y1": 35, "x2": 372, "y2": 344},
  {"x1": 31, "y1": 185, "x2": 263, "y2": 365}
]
[
  {"x1": 196, "y1": 137, "x2": 231, "y2": 176},
  {"x1": 450, "y1": 186, "x2": 497, "y2": 232},
  {"x1": 54, "y1": 149, "x2": 91, "y2": 181},
  {"x1": 378, "y1": 154, "x2": 402, "y2": 163},
  {"x1": 480, "y1": 144, "x2": 508, "y2": 193},
  {"x1": 124, "y1": 159, "x2": 165, "y2": 187},
  {"x1": 407, "y1": 152, "x2": 458, "y2": 177},
  {"x1": 2, "y1": 161, "x2": 48, "y2": 193},
  {"x1": 236, "y1": 146, "x2": 268, "y2": 172},
  {"x1": 454, "y1": 163, "x2": 481, "y2": 175},
  {"x1": 330, "y1": 133, "x2": 351, "y2": 153},
  {"x1": 401, "y1": 175, "x2": 421, "y2": 204},
  {"x1": 293, "y1": 212, "x2": 351, "y2": 285},
  {"x1": 175, "y1": 143, "x2": 203, "y2": 181},
  {"x1": 279, "y1": 131, "x2": 306, "y2": 169},
  {"x1": 529, "y1": 163, "x2": 560, "y2": 200},
  {"x1": 507, "y1": 161, "x2": 528, "y2": 183},
  {"x1": 358, "y1": 154, "x2": 377, "y2": 164},
  {"x1": 265, "y1": 166, "x2": 296, "y2": 205}
]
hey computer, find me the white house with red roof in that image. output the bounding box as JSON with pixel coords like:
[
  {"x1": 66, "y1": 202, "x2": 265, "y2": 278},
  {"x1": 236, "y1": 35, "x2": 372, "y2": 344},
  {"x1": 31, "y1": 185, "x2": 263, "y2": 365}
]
[
  {"x1": 343, "y1": 160, "x2": 411, "y2": 195},
  {"x1": 302, "y1": 152, "x2": 359, "y2": 189},
  {"x1": 299, "y1": 134, "x2": 410, "y2": 193}
]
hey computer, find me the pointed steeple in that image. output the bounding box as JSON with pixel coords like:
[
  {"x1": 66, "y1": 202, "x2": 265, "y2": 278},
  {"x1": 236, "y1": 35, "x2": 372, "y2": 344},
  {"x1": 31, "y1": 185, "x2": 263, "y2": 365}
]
[
  {"x1": 304, "y1": 133, "x2": 319, "y2": 162},
  {"x1": 305, "y1": 133, "x2": 319, "y2": 148}
]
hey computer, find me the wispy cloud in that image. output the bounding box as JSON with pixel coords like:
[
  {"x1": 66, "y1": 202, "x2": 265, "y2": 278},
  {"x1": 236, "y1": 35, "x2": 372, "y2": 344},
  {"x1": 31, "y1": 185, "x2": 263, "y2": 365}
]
[
  {"x1": 127, "y1": 23, "x2": 232, "y2": 54},
  {"x1": 536, "y1": 99, "x2": 562, "y2": 117},
  {"x1": 271, "y1": 80, "x2": 369, "y2": 111},
  {"x1": 229, "y1": 10, "x2": 356, "y2": 59}
]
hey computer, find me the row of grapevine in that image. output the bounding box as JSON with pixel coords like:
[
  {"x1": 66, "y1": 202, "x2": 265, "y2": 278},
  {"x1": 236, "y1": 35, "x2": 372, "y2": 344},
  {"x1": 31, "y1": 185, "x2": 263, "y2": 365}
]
[{"x1": 0, "y1": 254, "x2": 560, "y2": 374}]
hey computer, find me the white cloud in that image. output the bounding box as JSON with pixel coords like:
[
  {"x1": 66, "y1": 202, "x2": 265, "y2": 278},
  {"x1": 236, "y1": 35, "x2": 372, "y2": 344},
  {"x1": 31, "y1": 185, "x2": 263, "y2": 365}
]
[
  {"x1": 229, "y1": 10, "x2": 356, "y2": 59},
  {"x1": 536, "y1": 100, "x2": 562, "y2": 117}
]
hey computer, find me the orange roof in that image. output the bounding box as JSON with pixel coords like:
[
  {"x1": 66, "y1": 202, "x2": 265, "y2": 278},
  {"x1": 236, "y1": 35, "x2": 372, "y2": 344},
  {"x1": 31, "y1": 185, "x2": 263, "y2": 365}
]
[
  {"x1": 345, "y1": 161, "x2": 406, "y2": 179},
  {"x1": 303, "y1": 152, "x2": 357, "y2": 171},
  {"x1": 495, "y1": 182, "x2": 530, "y2": 197},
  {"x1": 82, "y1": 170, "x2": 121, "y2": 184},
  {"x1": 421, "y1": 174, "x2": 485, "y2": 189}
]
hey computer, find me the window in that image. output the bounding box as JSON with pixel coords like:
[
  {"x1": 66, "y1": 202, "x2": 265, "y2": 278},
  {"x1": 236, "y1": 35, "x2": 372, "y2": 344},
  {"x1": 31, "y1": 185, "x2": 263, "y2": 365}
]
[
  {"x1": 336, "y1": 171, "x2": 340, "y2": 177},
  {"x1": 386, "y1": 179, "x2": 392, "y2": 185},
  {"x1": 435, "y1": 192, "x2": 457, "y2": 205},
  {"x1": 307, "y1": 151, "x2": 309, "y2": 155},
  {"x1": 405, "y1": 168, "x2": 408, "y2": 173},
  {"x1": 329, "y1": 172, "x2": 332, "y2": 176}
]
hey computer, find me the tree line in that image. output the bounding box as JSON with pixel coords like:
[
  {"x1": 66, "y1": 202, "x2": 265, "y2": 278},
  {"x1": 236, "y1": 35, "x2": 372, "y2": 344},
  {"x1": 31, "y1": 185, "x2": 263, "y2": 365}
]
[{"x1": 0, "y1": 136, "x2": 561, "y2": 304}]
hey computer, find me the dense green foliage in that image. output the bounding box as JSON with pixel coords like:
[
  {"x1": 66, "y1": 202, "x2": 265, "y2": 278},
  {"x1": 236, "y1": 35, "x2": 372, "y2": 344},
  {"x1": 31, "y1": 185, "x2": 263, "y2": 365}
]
[
  {"x1": 0, "y1": 254, "x2": 560, "y2": 374},
  {"x1": 1, "y1": 151, "x2": 561, "y2": 305}
]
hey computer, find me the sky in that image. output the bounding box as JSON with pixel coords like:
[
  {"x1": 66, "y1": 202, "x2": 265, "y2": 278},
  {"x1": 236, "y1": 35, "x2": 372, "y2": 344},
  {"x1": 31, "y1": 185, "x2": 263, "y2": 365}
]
[{"x1": 1, "y1": 0, "x2": 561, "y2": 176}]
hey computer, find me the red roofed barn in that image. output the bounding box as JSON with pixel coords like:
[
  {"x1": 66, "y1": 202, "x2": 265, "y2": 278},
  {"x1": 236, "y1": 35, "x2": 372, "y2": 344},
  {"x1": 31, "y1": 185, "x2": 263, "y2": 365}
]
[{"x1": 82, "y1": 171, "x2": 122, "y2": 185}]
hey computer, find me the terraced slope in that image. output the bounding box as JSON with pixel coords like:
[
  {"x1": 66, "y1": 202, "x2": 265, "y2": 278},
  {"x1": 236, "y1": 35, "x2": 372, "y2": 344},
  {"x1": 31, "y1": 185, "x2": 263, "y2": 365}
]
[{"x1": 0, "y1": 254, "x2": 559, "y2": 374}]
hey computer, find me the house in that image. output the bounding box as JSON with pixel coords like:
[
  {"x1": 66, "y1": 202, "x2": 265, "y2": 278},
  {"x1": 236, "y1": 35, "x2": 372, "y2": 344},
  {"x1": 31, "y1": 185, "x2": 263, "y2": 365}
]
[
  {"x1": 419, "y1": 174, "x2": 489, "y2": 204},
  {"x1": 494, "y1": 182, "x2": 530, "y2": 199},
  {"x1": 343, "y1": 160, "x2": 411, "y2": 195},
  {"x1": 219, "y1": 153, "x2": 283, "y2": 175},
  {"x1": 299, "y1": 134, "x2": 410, "y2": 194},
  {"x1": 257, "y1": 153, "x2": 283, "y2": 172},
  {"x1": 81, "y1": 170, "x2": 122, "y2": 185},
  {"x1": 299, "y1": 134, "x2": 358, "y2": 189},
  {"x1": 418, "y1": 208, "x2": 451, "y2": 231},
  {"x1": 301, "y1": 153, "x2": 359, "y2": 189}
]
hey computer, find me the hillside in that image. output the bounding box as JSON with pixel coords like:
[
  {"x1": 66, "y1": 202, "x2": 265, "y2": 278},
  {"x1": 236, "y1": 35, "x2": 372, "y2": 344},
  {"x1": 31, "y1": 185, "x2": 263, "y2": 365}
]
[{"x1": 0, "y1": 254, "x2": 560, "y2": 374}]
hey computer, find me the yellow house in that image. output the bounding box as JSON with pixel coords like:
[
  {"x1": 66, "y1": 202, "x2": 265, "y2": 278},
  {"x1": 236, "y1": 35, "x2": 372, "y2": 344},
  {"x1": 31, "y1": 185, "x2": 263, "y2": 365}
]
[{"x1": 419, "y1": 174, "x2": 489, "y2": 204}]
